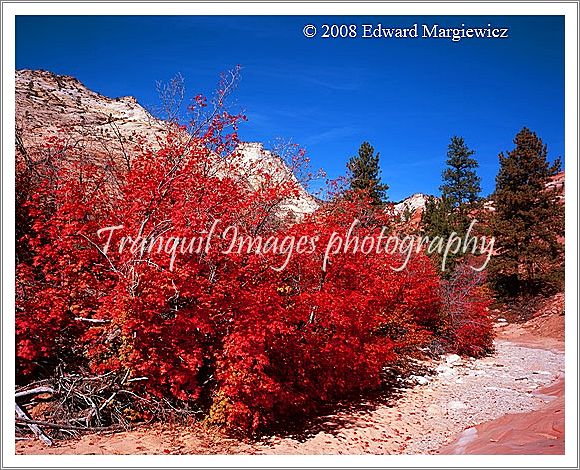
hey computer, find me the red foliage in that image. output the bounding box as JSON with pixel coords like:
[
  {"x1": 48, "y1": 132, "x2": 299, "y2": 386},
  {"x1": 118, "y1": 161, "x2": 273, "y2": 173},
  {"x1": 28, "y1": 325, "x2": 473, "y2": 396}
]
[
  {"x1": 207, "y1": 198, "x2": 445, "y2": 433},
  {"x1": 15, "y1": 79, "x2": 493, "y2": 435},
  {"x1": 440, "y1": 263, "x2": 494, "y2": 357}
]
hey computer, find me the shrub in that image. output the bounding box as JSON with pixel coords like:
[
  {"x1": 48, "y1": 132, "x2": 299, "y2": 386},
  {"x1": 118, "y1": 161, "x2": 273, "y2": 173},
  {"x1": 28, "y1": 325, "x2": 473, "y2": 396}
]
[
  {"x1": 15, "y1": 80, "x2": 494, "y2": 435},
  {"x1": 440, "y1": 262, "x2": 494, "y2": 357}
]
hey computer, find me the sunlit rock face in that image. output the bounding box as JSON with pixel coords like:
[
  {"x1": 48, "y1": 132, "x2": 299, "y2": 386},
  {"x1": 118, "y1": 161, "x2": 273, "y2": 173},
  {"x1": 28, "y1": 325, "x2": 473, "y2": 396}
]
[
  {"x1": 232, "y1": 142, "x2": 319, "y2": 217},
  {"x1": 16, "y1": 69, "x2": 318, "y2": 219}
]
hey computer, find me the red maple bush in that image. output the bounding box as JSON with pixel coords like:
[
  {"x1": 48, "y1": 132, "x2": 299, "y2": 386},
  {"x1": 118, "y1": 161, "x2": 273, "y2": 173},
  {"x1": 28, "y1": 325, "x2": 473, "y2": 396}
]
[
  {"x1": 440, "y1": 263, "x2": 494, "y2": 357},
  {"x1": 15, "y1": 75, "x2": 494, "y2": 435},
  {"x1": 208, "y1": 199, "x2": 444, "y2": 433}
]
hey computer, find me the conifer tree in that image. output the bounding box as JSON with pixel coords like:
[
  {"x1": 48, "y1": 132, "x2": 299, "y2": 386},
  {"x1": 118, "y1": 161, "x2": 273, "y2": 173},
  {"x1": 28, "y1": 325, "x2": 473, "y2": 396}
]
[
  {"x1": 421, "y1": 137, "x2": 482, "y2": 274},
  {"x1": 347, "y1": 141, "x2": 388, "y2": 205},
  {"x1": 421, "y1": 195, "x2": 459, "y2": 274},
  {"x1": 440, "y1": 136, "x2": 481, "y2": 228},
  {"x1": 422, "y1": 195, "x2": 454, "y2": 238},
  {"x1": 489, "y1": 127, "x2": 563, "y2": 296}
]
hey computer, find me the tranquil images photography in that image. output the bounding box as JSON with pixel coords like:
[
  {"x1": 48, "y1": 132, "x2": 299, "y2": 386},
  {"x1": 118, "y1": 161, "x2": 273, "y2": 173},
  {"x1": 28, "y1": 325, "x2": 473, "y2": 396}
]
[{"x1": 5, "y1": 8, "x2": 575, "y2": 464}]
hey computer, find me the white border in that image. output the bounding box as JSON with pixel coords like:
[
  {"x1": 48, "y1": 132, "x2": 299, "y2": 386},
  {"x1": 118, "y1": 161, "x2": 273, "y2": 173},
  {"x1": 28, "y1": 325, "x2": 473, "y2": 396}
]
[
  {"x1": 2, "y1": 2, "x2": 578, "y2": 468},
  {"x1": 0, "y1": 1, "x2": 578, "y2": 15}
]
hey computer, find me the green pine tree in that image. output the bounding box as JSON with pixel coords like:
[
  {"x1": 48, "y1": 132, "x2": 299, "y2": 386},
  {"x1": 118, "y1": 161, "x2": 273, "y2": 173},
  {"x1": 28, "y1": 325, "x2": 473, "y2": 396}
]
[
  {"x1": 347, "y1": 141, "x2": 388, "y2": 205},
  {"x1": 402, "y1": 204, "x2": 413, "y2": 223},
  {"x1": 440, "y1": 136, "x2": 481, "y2": 229},
  {"x1": 422, "y1": 195, "x2": 454, "y2": 237},
  {"x1": 421, "y1": 195, "x2": 459, "y2": 275},
  {"x1": 489, "y1": 127, "x2": 564, "y2": 296},
  {"x1": 421, "y1": 137, "x2": 482, "y2": 274}
]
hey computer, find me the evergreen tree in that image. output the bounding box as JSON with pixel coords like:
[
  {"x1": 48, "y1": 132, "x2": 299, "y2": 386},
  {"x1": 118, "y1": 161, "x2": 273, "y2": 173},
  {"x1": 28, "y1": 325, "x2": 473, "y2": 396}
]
[
  {"x1": 421, "y1": 137, "x2": 482, "y2": 274},
  {"x1": 421, "y1": 195, "x2": 459, "y2": 275},
  {"x1": 402, "y1": 204, "x2": 413, "y2": 224},
  {"x1": 489, "y1": 127, "x2": 563, "y2": 296},
  {"x1": 347, "y1": 141, "x2": 388, "y2": 205},
  {"x1": 422, "y1": 195, "x2": 454, "y2": 238},
  {"x1": 440, "y1": 136, "x2": 481, "y2": 228}
]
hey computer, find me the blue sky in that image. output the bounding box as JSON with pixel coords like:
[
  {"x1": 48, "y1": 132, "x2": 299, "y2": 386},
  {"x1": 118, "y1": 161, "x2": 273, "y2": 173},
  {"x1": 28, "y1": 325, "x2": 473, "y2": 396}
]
[{"x1": 16, "y1": 15, "x2": 564, "y2": 201}]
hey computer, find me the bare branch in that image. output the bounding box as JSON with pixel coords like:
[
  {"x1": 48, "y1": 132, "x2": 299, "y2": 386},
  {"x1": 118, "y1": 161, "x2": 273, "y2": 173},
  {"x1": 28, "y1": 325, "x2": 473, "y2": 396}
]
[{"x1": 15, "y1": 403, "x2": 53, "y2": 446}]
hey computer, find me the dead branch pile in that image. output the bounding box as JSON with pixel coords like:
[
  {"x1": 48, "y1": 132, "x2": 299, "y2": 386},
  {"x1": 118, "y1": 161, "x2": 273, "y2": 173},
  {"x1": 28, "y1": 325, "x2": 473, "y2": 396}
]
[{"x1": 15, "y1": 366, "x2": 202, "y2": 445}]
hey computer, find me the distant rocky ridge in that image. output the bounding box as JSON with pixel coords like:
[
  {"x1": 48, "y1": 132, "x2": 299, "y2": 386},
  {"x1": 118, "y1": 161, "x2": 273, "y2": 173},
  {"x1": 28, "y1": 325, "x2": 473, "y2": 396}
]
[
  {"x1": 392, "y1": 170, "x2": 565, "y2": 222},
  {"x1": 391, "y1": 193, "x2": 431, "y2": 228},
  {"x1": 393, "y1": 193, "x2": 430, "y2": 217},
  {"x1": 547, "y1": 171, "x2": 565, "y2": 204},
  {"x1": 15, "y1": 69, "x2": 318, "y2": 217},
  {"x1": 481, "y1": 171, "x2": 565, "y2": 213}
]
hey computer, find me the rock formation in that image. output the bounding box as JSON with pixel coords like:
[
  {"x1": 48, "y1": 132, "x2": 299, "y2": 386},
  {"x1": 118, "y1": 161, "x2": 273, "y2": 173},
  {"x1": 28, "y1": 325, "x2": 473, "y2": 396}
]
[{"x1": 15, "y1": 69, "x2": 318, "y2": 217}]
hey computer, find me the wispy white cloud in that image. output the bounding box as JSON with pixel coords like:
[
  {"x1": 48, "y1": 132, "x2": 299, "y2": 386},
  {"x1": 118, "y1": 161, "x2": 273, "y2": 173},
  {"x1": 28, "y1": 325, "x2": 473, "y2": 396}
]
[
  {"x1": 252, "y1": 65, "x2": 364, "y2": 92},
  {"x1": 305, "y1": 126, "x2": 361, "y2": 146}
]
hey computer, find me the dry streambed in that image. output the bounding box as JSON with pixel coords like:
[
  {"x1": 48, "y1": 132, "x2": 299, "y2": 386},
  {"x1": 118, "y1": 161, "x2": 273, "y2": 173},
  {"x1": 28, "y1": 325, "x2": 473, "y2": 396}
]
[
  {"x1": 16, "y1": 336, "x2": 565, "y2": 455},
  {"x1": 250, "y1": 340, "x2": 564, "y2": 454}
]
